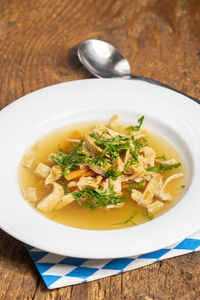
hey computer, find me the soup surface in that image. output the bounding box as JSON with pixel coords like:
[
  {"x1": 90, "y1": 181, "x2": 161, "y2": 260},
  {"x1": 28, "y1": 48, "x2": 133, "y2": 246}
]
[{"x1": 19, "y1": 116, "x2": 186, "y2": 230}]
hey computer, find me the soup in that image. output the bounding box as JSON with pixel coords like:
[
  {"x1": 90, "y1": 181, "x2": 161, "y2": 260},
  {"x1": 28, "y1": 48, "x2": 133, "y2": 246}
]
[{"x1": 19, "y1": 115, "x2": 186, "y2": 230}]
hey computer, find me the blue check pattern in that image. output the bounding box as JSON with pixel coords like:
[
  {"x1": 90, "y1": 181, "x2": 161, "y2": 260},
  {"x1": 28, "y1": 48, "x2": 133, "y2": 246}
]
[{"x1": 25, "y1": 230, "x2": 200, "y2": 289}]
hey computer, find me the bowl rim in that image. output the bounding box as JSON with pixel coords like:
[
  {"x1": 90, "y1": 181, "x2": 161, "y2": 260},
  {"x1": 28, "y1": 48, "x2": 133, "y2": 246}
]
[{"x1": 0, "y1": 78, "x2": 200, "y2": 259}]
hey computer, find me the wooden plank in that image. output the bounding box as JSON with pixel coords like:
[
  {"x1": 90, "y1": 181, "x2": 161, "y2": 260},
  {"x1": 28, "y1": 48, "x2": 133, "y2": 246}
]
[{"x1": 0, "y1": 230, "x2": 40, "y2": 299}]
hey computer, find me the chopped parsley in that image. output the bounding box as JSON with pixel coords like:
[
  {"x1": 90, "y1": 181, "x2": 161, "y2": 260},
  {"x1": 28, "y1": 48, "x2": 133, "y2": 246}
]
[
  {"x1": 86, "y1": 156, "x2": 110, "y2": 166},
  {"x1": 51, "y1": 133, "x2": 143, "y2": 179},
  {"x1": 123, "y1": 138, "x2": 144, "y2": 171},
  {"x1": 144, "y1": 211, "x2": 154, "y2": 220},
  {"x1": 127, "y1": 180, "x2": 145, "y2": 192},
  {"x1": 142, "y1": 137, "x2": 148, "y2": 143},
  {"x1": 124, "y1": 137, "x2": 145, "y2": 171},
  {"x1": 72, "y1": 188, "x2": 126, "y2": 210},
  {"x1": 122, "y1": 211, "x2": 138, "y2": 225},
  {"x1": 52, "y1": 141, "x2": 87, "y2": 175},
  {"x1": 126, "y1": 116, "x2": 144, "y2": 131},
  {"x1": 105, "y1": 166, "x2": 123, "y2": 180},
  {"x1": 124, "y1": 180, "x2": 145, "y2": 197},
  {"x1": 90, "y1": 134, "x2": 142, "y2": 169},
  {"x1": 156, "y1": 155, "x2": 166, "y2": 160},
  {"x1": 90, "y1": 134, "x2": 130, "y2": 161},
  {"x1": 113, "y1": 210, "x2": 154, "y2": 225},
  {"x1": 113, "y1": 211, "x2": 139, "y2": 225},
  {"x1": 146, "y1": 162, "x2": 181, "y2": 172},
  {"x1": 181, "y1": 185, "x2": 185, "y2": 188},
  {"x1": 124, "y1": 156, "x2": 137, "y2": 170}
]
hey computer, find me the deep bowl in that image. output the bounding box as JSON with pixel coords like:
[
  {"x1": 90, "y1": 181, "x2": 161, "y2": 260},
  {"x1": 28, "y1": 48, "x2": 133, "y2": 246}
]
[{"x1": 0, "y1": 79, "x2": 200, "y2": 259}]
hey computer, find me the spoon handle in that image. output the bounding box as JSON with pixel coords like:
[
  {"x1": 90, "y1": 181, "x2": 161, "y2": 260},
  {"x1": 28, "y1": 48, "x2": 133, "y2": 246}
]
[{"x1": 130, "y1": 75, "x2": 199, "y2": 104}]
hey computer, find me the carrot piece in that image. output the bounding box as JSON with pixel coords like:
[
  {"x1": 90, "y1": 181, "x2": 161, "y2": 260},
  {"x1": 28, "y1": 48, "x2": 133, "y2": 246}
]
[
  {"x1": 69, "y1": 186, "x2": 79, "y2": 192},
  {"x1": 122, "y1": 184, "x2": 128, "y2": 191},
  {"x1": 70, "y1": 130, "x2": 82, "y2": 140},
  {"x1": 65, "y1": 168, "x2": 91, "y2": 181},
  {"x1": 65, "y1": 143, "x2": 73, "y2": 151},
  {"x1": 81, "y1": 170, "x2": 96, "y2": 177}
]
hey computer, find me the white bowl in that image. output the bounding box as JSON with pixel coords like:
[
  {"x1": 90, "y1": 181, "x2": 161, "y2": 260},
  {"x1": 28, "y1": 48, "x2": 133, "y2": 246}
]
[{"x1": 0, "y1": 78, "x2": 200, "y2": 259}]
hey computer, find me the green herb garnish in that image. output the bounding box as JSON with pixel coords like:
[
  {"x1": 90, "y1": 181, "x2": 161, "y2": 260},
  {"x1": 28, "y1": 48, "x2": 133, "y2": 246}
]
[
  {"x1": 144, "y1": 212, "x2": 154, "y2": 220},
  {"x1": 126, "y1": 116, "x2": 144, "y2": 131},
  {"x1": 124, "y1": 180, "x2": 145, "y2": 198},
  {"x1": 113, "y1": 209, "x2": 154, "y2": 226},
  {"x1": 146, "y1": 162, "x2": 181, "y2": 172},
  {"x1": 91, "y1": 134, "x2": 132, "y2": 161},
  {"x1": 156, "y1": 155, "x2": 166, "y2": 160},
  {"x1": 142, "y1": 137, "x2": 148, "y2": 143},
  {"x1": 113, "y1": 211, "x2": 139, "y2": 225},
  {"x1": 52, "y1": 127, "x2": 143, "y2": 176},
  {"x1": 181, "y1": 185, "x2": 185, "y2": 188},
  {"x1": 86, "y1": 156, "x2": 110, "y2": 166},
  {"x1": 105, "y1": 166, "x2": 123, "y2": 180},
  {"x1": 123, "y1": 211, "x2": 138, "y2": 224},
  {"x1": 124, "y1": 151, "x2": 139, "y2": 170},
  {"x1": 52, "y1": 141, "x2": 87, "y2": 175},
  {"x1": 123, "y1": 138, "x2": 144, "y2": 170},
  {"x1": 127, "y1": 180, "x2": 145, "y2": 192},
  {"x1": 90, "y1": 133, "x2": 143, "y2": 169},
  {"x1": 72, "y1": 188, "x2": 126, "y2": 210},
  {"x1": 124, "y1": 158, "x2": 136, "y2": 171},
  {"x1": 109, "y1": 179, "x2": 114, "y2": 191}
]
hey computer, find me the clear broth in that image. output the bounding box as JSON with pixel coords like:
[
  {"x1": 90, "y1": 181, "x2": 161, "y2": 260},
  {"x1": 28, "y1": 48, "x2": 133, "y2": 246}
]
[{"x1": 19, "y1": 122, "x2": 186, "y2": 230}]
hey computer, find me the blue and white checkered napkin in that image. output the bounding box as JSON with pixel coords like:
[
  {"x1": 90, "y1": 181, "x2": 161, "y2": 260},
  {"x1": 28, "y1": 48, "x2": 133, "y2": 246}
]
[{"x1": 25, "y1": 230, "x2": 200, "y2": 289}]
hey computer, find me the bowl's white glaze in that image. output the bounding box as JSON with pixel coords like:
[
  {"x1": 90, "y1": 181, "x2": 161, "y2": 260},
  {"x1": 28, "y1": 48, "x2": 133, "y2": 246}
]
[{"x1": 0, "y1": 79, "x2": 199, "y2": 259}]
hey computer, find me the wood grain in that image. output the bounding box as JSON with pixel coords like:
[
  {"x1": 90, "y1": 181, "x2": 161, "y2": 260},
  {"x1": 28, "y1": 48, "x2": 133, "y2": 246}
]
[{"x1": 0, "y1": 0, "x2": 200, "y2": 299}]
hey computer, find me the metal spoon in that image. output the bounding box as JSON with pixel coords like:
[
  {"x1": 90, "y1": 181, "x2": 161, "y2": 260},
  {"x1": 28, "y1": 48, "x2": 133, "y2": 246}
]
[{"x1": 77, "y1": 39, "x2": 198, "y2": 103}]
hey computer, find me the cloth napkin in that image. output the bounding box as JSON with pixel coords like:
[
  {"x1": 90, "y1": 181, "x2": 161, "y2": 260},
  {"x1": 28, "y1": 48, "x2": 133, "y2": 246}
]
[{"x1": 25, "y1": 230, "x2": 200, "y2": 289}]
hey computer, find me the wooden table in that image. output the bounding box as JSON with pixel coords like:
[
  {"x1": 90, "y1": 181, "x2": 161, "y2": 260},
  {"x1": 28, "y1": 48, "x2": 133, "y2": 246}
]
[{"x1": 1, "y1": 0, "x2": 200, "y2": 299}]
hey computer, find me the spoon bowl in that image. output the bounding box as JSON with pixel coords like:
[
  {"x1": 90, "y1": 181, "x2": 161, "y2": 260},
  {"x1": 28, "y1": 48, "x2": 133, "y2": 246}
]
[
  {"x1": 77, "y1": 39, "x2": 131, "y2": 78},
  {"x1": 77, "y1": 39, "x2": 199, "y2": 104}
]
